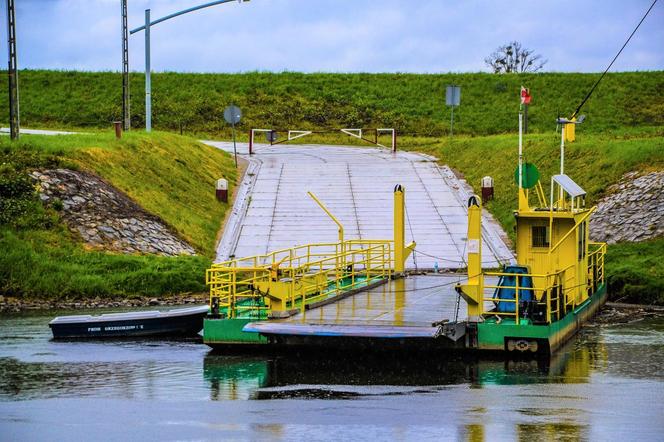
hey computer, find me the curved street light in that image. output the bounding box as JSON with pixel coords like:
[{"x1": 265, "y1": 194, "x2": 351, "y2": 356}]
[{"x1": 129, "y1": 0, "x2": 250, "y2": 132}]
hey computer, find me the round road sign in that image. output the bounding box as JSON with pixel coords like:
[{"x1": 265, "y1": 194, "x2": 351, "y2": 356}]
[
  {"x1": 223, "y1": 105, "x2": 242, "y2": 125},
  {"x1": 265, "y1": 130, "x2": 278, "y2": 143}
]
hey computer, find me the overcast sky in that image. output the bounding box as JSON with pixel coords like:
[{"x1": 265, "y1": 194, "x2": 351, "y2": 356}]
[{"x1": 4, "y1": 0, "x2": 663, "y2": 73}]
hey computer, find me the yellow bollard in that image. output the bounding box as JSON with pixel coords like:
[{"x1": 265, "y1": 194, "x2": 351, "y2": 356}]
[
  {"x1": 393, "y1": 185, "x2": 415, "y2": 276},
  {"x1": 457, "y1": 195, "x2": 484, "y2": 321}
]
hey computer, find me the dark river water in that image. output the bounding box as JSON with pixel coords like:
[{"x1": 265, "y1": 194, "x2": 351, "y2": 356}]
[{"x1": 1, "y1": 309, "x2": 663, "y2": 441}]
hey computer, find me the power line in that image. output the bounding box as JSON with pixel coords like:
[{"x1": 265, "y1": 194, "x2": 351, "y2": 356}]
[{"x1": 571, "y1": 0, "x2": 659, "y2": 118}]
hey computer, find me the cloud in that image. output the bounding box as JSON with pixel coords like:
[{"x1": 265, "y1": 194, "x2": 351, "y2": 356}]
[{"x1": 4, "y1": 0, "x2": 663, "y2": 72}]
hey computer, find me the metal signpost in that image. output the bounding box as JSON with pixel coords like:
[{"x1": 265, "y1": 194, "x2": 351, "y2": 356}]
[
  {"x1": 224, "y1": 105, "x2": 242, "y2": 167},
  {"x1": 266, "y1": 130, "x2": 278, "y2": 143},
  {"x1": 129, "y1": 0, "x2": 250, "y2": 132},
  {"x1": 445, "y1": 85, "x2": 461, "y2": 136}
]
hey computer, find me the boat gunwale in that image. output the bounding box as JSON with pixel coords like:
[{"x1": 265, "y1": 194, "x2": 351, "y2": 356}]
[{"x1": 48, "y1": 305, "x2": 210, "y2": 325}]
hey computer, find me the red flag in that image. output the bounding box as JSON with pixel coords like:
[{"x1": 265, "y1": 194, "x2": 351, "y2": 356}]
[{"x1": 520, "y1": 86, "x2": 532, "y2": 105}]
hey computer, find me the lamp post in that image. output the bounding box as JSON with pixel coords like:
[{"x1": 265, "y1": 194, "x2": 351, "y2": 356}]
[{"x1": 129, "y1": 0, "x2": 250, "y2": 132}]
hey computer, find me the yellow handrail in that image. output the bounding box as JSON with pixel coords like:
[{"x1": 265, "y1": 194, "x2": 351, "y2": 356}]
[
  {"x1": 479, "y1": 242, "x2": 604, "y2": 324},
  {"x1": 307, "y1": 191, "x2": 344, "y2": 244},
  {"x1": 207, "y1": 240, "x2": 393, "y2": 319}
]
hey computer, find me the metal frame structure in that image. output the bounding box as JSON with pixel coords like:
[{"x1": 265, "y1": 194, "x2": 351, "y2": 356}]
[
  {"x1": 207, "y1": 240, "x2": 393, "y2": 319},
  {"x1": 129, "y1": 0, "x2": 249, "y2": 132},
  {"x1": 248, "y1": 127, "x2": 397, "y2": 154},
  {"x1": 6, "y1": 0, "x2": 19, "y2": 140}
]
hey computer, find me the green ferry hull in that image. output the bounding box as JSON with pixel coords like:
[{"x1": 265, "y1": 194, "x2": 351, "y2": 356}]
[
  {"x1": 203, "y1": 284, "x2": 607, "y2": 355},
  {"x1": 204, "y1": 318, "x2": 268, "y2": 346},
  {"x1": 476, "y1": 283, "x2": 607, "y2": 354}
]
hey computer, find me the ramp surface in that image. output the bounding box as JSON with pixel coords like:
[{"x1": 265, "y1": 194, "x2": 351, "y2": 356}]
[
  {"x1": 204, "y1": 141, "x2": 514, "y2": 269},
  {"x1": 243, "y1": 274, "x2": 497, "y2": 338}
]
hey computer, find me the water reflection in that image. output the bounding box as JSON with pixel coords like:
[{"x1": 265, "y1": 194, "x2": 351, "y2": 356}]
[
  {"x1": 515, "y1": 423, "x2": 588, "y2": 442},
  {"x1": 204, "y1": 357, "x2": 271, "y2": 401},
  {"x1": 0, "y1": 311, "x2": 661, "y2": 403},
  {"x1": 202, "y1": 335, "x2": 608, "y2": 401},
  {"x1": 1, "y1": 312, "x2": 663, "y2": 440}
]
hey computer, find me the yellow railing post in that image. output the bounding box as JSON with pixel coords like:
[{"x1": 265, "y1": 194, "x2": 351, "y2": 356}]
[
  {"x1": 230, "y1": 270, "x2": 236, "y2": 318},
  {"x1": 546, "y1": 275, "x2": 552, "y2": 323},
  {"x1": 515, "y1": 275, "x2": 520, "y2": 323}
]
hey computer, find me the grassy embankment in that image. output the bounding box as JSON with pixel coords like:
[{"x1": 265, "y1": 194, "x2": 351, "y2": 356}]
[
  {"x1": 2, "y1": 70, "x2": 663, "y2": 303},
  {"x1": 4, "y1": 70, "x2": 663, "y2": 137},
  {"x1": 0, "y1": 132, "x2": 236, "y2": 299},
  {"x1": 399, "y1": 129, "x2": 664, "y2": 304}
]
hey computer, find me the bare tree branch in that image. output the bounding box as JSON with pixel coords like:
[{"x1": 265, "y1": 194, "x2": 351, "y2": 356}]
[{"x1": 485, "y1": 41, "x2": 547, "y2": 73}]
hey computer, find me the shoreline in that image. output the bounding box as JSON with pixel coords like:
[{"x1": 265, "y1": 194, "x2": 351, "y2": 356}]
[
  {"x1": 0, "y1": 293, "x2": 209, "y2": 313},
  {"x1": 2, "y1": 295, "x2": 662, "y2": 320}
]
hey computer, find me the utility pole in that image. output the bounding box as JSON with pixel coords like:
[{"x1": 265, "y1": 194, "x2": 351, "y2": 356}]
[
  {"x1": 144, "y1": 8, "x2": 151, "y2": 132},
  {"x1": 6, "y1": 0, "x2": 19, "y2": 140},
  {"x1": 121, "y1": 0, "x2": 130, "y2": 131}
]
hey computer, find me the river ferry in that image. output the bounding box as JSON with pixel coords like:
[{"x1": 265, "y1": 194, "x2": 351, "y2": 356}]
[{"x1": 202, "y1": 115, "x2": 606, "y2": 355}]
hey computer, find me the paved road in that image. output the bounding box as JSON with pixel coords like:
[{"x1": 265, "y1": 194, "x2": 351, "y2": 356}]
[
  {"x1": 204, "y1": 141, "x2": 514, "y2": 269},
  {"x1": 0, "y1": 127, "x2": 81, "y2": 135}
]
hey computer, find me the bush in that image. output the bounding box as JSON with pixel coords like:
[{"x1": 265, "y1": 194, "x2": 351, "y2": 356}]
[
  {"x1": 605, "y1": 240, "x2": 664, "y2": 305},
  {"x1": 0, "y1": 147, "x2": 60, "y2": 229}
]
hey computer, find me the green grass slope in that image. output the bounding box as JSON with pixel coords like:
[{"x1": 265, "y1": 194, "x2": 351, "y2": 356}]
[
  {"x1": 0, "y1": 132, "x2": 236, "y2": 299},
  {"x1": 3, "y1": 70, "x2": 663, "y2": 136}
]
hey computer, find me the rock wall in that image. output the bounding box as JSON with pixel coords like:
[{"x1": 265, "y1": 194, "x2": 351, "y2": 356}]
[
  {"x1": 590, "y1": 171, "x2": 664, "y2": 243},
  {"x1": 31, "y1": 169, "x2": 196, "y2": 256}
]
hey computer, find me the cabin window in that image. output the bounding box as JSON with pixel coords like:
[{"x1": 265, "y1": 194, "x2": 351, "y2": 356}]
[
  {"x1": 532, "y1": 226, "x2": 549, "y2": 248},
  {"x1": 578, "y1": 221, "x2": 587, "y2": 261}
]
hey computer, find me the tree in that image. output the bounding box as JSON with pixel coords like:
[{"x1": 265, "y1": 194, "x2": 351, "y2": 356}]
[{"x1": 485, "y1": 41, "x2": 547, "y2": 73}]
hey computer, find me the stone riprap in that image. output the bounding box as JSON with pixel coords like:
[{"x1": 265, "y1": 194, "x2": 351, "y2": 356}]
[
  {"x1": 31, "y1": 169, "x2": 195, "y2": 256},
  {"x1": 590, "y1": 171, "x2": 664, "y2": 243}
]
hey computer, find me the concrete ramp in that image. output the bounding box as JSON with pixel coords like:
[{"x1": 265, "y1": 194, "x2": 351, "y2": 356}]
[{"x1": 203, "y1": 141, "x2": 514, "y2": 269}]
